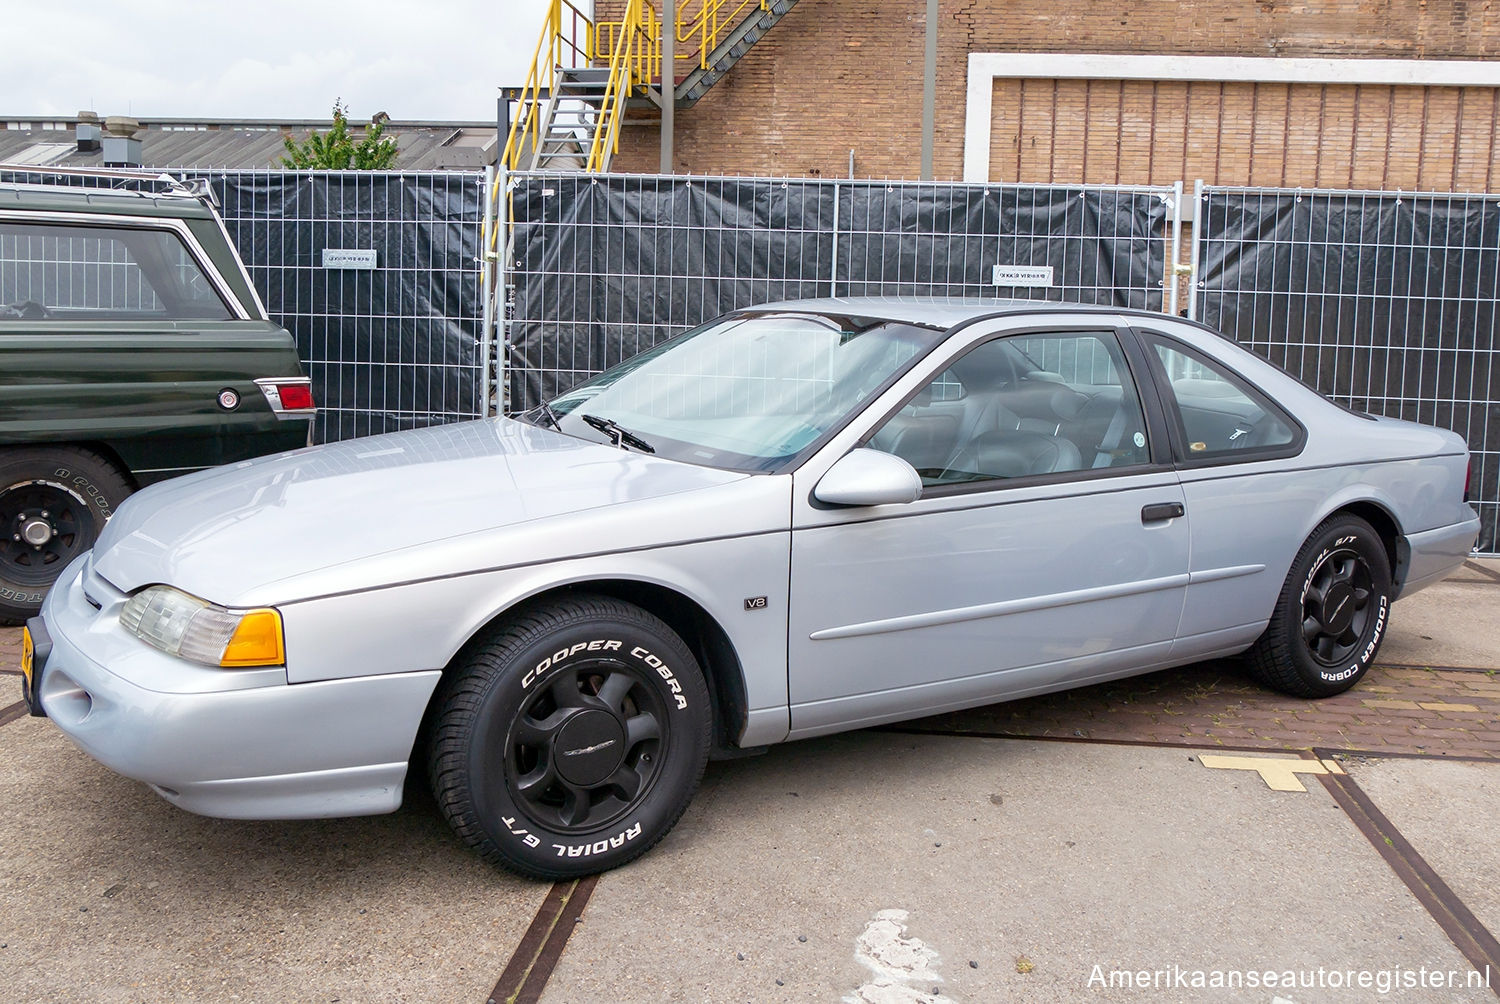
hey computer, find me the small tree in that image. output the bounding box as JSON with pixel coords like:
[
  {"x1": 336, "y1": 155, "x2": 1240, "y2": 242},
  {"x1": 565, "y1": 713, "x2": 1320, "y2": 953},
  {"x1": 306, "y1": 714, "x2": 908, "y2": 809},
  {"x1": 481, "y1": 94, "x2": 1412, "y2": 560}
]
[{"x1": 281, "y1": 100, "x2": 399, "y2": 169}]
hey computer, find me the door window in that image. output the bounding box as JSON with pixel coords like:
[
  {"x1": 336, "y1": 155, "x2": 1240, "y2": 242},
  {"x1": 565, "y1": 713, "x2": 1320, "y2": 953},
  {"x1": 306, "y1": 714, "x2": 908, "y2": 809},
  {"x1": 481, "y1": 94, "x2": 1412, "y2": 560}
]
[
  {"x1": 868, "y1": 330, "x2": 1151, "y2": 487},
  {"x1": 0, "y1": 222, "x2": 232, "y2": 320}
]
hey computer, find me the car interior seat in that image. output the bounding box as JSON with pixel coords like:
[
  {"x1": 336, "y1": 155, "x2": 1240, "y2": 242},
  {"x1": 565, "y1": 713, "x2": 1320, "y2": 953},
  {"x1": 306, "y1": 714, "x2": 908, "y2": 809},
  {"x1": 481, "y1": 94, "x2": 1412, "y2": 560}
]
[{"x1": 868, "y1": 385, "x2": 960, "y2": 473}]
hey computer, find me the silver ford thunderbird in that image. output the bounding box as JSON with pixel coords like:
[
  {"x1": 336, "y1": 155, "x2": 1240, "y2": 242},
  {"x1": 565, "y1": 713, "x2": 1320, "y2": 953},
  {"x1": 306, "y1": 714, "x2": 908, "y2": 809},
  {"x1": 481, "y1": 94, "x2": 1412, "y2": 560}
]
[{"x1": 21, "y1": 298, "x2": 1480, "y2": 878}]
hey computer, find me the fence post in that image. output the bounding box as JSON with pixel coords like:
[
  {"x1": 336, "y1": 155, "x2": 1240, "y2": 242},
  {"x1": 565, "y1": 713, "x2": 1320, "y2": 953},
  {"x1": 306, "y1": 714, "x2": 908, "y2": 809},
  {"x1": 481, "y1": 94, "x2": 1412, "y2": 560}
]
[
  {"x1": 497, "y1": 165, "x2": 511, "y2": 415},
  {"x1": 1167, "y1": 180, "x2": 1183, "y2": 316},
  {"x1": 480, "y1": 165, "x2": 496, "y2": 417},
  {"x1": 1186, "y1": 178, "x2": 1204, "y2": 321},
  {"x1": 829, "y1": 181, "x2": 841, "y2": 298}
]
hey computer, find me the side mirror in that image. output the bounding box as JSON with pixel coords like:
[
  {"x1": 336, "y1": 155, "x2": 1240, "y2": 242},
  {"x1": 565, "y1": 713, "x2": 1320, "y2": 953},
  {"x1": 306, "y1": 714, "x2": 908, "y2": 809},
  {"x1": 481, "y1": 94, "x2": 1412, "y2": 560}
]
[{"x1": 813, "y1": 448, "x2": 923, "y2": 507}]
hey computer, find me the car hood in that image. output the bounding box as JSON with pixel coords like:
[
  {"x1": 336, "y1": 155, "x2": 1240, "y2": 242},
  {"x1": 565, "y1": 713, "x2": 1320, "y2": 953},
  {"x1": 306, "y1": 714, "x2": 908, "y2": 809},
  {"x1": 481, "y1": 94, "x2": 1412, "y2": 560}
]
[{"x1": 91, "y1": 418, "x2": 760, "y2": 606}]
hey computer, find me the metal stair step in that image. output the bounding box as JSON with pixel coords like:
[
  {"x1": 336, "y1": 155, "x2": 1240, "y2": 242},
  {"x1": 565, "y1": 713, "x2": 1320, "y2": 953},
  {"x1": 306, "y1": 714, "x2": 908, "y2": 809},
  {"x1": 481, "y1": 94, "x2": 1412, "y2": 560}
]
[
  {"x1": 559, "y1": 67, "x2": 611, "y2": 84},
  {"x1": 676, "y1": 0, "x2": 799, "y2": 107}
]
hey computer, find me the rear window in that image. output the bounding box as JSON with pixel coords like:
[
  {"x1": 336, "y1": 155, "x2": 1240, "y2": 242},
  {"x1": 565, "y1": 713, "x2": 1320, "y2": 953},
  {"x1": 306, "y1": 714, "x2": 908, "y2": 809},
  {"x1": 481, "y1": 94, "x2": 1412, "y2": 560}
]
[{"x1": 0, "y1": 221, "x2": 233, "y2": 321}]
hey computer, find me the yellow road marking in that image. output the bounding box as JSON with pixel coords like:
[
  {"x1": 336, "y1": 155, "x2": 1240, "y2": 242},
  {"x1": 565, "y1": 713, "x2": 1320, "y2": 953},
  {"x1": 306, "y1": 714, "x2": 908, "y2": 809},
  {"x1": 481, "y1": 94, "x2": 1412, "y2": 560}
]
[
  {"x1": 1417, "y1": 701, "x2": 1481, "y2": 713},
  {"x1": 1198, "y1": 754, "x2": 1330, "y2": 792}
]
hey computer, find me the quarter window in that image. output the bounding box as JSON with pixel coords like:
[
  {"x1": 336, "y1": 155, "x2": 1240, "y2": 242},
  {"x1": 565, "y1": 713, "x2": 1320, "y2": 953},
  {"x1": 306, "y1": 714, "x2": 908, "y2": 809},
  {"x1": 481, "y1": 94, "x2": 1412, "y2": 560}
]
[
  {"x1": 869, "y1": 330, "x2": 1151, "y2": 487},
  {"x1": 0, "y1": 222, "x2": 232, "y2": 321},
  {"x1": 1150, "y1": 339, "x2": 1297, "y2": 459}
]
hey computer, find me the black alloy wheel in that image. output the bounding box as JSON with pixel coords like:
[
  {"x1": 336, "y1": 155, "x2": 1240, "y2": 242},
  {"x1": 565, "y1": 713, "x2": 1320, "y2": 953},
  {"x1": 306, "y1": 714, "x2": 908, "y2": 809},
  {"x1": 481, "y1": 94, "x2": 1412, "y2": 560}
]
[
  {"x1": 506, "y1": 658, "x2": 670, "y2": 834},
  {"x1": 1299, "y1": 543, "x2": 1377, "y2": 668},
  {"x1": 428, "y1": 594, "x2": 711, "y2": 879},
  {"x1": 1247, "y1": 514, "x2": 1392, "y2": 698}
]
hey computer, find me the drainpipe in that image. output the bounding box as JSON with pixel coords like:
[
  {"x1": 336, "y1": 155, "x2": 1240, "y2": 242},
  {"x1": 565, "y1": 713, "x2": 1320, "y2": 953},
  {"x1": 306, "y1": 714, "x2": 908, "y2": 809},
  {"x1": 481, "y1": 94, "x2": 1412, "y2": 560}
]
[
  {"x1": 661, "y1": 0, "x2": 675, "y2": 173},
  {"x1": 920, "y1": 0, "x2": 937, "y2": 179}
]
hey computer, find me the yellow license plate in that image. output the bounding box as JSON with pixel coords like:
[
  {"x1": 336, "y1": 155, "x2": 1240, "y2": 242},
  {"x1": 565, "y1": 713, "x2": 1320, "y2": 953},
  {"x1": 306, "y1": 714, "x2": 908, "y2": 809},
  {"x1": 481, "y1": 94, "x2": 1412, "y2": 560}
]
[{"x1": 20, "y1": 625, "x2": 33, "y2": 689}]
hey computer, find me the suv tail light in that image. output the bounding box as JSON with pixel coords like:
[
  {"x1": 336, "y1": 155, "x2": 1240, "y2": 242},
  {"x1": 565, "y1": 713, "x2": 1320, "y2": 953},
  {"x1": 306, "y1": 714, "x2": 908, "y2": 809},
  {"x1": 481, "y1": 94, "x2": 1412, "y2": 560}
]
[{"x1": 255, "y1": 377, "x2": 316, "y2": 417}]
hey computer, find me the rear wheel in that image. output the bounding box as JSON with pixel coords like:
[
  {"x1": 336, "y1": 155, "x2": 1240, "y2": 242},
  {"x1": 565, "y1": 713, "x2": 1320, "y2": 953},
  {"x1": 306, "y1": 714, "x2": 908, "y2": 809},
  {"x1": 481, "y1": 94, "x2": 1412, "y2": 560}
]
[
  {"x1": 1247, "y1": 514, "x2": 1392, "y2": 697},
  {"x1": 426, "y1": 594, "x2": 711, "y2": 879},
  {"x1": 0, "y1": 448, "x2": 131, "y2": 623}
]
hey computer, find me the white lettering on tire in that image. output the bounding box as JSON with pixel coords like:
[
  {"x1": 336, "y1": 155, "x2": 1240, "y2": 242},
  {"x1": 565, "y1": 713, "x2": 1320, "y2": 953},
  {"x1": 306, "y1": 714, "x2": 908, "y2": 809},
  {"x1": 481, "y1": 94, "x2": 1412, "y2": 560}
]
[
  {"x1": 1321, "y1": 595, "x2": 1387, "y2": 684},
  {"x1": 519, "y1": 637, "x2": 690, "y2": 710},
  {"x1": 631, "y1": 646, "x2": 689, "y2": 710},
  {"x1": 521, "y1": 638, "x2": 623, "y2": 688},
  {"x1": 552, "y1": 822, "x2": 644, "y2": 857}
]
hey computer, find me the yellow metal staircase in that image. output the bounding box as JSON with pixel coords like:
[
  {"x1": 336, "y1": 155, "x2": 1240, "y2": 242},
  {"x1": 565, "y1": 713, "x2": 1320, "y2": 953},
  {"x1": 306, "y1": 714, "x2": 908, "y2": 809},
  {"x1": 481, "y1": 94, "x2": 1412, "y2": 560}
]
[
  {"x1": 501, "y1": 0, "x2": 799, "y2": 173},
  {"x1": 489, "y1": 0, "x2": 800, "y2": 378}
]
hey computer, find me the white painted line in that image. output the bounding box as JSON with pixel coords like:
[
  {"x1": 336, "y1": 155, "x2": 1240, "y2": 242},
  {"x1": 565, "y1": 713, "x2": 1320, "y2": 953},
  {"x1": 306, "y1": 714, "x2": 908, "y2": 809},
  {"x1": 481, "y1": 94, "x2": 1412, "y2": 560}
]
[{"x1": 846, "y1": 909, "x2": 952, "y2": 1004}]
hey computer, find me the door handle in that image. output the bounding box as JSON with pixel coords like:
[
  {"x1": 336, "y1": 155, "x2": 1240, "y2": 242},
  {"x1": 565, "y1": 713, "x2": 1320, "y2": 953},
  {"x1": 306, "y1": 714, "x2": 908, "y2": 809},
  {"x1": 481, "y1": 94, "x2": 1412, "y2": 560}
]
[{"x1": 1141, "y1": 501, "x2": 1185, "y2": 523}]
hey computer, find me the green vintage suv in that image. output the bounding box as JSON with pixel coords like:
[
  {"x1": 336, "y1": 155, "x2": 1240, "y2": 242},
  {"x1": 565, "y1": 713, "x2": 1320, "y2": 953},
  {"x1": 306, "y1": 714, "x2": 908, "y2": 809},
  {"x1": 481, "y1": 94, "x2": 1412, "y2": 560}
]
[{"x1": 0, "y1": 173, "x2": 313, "y2": 622}]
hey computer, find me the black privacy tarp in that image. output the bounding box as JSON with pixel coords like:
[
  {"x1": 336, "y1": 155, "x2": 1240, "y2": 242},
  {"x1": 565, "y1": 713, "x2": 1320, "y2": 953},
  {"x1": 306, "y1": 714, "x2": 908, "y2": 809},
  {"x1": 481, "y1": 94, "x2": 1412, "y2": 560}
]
[
  {"x1": 1196, "y1": 190, "x2": 1500, "y2": 551},
  {"x1": 193, "y1": 172, "x2": 484, "y2": 443},
  {"x1": 506, "y1": 175, "x2": 1171, "y2": 410}
]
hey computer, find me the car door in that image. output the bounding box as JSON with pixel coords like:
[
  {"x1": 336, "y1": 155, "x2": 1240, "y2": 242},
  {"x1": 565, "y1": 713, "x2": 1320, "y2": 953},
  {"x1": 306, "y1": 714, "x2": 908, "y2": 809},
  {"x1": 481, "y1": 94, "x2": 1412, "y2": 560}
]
[
  {"x1": 1135, "y1": 328, "x2": 1310, "y2": 661},
  {"x1": 785, "y1": 319, "x2": 1191, "y2": 739}
]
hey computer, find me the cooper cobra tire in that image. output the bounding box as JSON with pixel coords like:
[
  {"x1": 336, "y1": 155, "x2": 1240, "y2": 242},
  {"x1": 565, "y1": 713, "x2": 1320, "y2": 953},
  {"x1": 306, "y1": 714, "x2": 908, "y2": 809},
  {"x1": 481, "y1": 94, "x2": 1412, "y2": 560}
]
[
  {"x1": 1247, "y1": 514, "x2": 1392, "y2": 698},
  {"x1": 0, "y1": 447, "x2": 131, "y2": 624},
  {"x1": 427, "y1": 594, "x2": 712, "y2": 879}
]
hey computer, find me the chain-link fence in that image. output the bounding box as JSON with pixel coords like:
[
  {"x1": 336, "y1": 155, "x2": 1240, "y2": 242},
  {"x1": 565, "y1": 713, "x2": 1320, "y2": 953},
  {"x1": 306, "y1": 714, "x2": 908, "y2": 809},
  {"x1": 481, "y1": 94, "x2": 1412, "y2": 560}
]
[
  {"x1": 1194, "y1": 185, "x2": 1499, "y2": 553},
  {"x1": 500, "y1": 171, "x2": 1181, "y2": 411}
]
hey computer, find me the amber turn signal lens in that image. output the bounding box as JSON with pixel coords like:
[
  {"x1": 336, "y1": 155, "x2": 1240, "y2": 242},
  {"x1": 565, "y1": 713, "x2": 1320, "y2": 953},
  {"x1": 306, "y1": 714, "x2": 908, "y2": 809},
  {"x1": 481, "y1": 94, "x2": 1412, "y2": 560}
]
[{"x1": 220, "y1": 609, "x2": 286, "y2": 667}]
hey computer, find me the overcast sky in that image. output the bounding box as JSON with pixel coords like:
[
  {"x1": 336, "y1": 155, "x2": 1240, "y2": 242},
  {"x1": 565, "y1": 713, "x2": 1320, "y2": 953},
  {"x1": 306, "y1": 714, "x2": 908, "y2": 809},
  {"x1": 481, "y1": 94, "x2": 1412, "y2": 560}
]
[{"x1": 4, "y1": 0, "x2": 558, "y2": 122}]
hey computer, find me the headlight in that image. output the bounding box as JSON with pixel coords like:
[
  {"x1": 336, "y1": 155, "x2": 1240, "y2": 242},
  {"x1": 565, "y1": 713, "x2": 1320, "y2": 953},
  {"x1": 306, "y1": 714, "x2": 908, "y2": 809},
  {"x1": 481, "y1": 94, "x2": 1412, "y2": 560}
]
[{"x1": 119, "y1": 585, "x2": 285, "y2": 668}]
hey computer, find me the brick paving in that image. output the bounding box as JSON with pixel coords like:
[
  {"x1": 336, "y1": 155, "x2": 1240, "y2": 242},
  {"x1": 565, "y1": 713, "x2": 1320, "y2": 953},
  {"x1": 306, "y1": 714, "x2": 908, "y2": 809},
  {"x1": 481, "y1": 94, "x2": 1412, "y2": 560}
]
[{"x1": 916, "y1": 661, "x2": 1500, "y2": 758}]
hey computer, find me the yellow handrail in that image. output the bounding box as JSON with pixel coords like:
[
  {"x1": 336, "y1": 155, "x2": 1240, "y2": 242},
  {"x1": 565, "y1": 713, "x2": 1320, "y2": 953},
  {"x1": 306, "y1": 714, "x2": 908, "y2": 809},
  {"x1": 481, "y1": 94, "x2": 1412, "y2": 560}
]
[
  {"x1": 493, "y1": 0, "x2": 596, "y2": 255},
  {"x1": 676, "y1": 0, "x2": 769, "y2": 70},
  {"x1": 597, "y1": 0, "x2": 769, "y2": 78},
  {"x1": 500, "y1": 0, "x2": 595, "y2": 173},
  {"x1": 588, "y1": 0, "x2": 659, "y2": 171}
]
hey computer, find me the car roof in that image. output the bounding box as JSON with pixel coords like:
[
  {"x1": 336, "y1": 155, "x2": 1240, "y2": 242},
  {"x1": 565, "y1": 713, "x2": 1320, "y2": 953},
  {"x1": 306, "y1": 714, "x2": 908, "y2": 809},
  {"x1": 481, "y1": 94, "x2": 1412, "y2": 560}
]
[
  {"x1": 0, "y1": 181, "x2": 217, "y2": 221},
  {"x1": 746, "y1": 295, "x2": 1154, "y2": 330}
]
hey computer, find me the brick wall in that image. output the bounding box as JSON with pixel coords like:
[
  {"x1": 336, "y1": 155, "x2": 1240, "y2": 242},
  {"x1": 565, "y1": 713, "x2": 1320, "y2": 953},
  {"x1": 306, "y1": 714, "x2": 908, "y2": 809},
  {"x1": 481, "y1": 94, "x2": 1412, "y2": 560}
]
[{"x1": 590, "y1": 0, "x2": 1500, "y2": 189}]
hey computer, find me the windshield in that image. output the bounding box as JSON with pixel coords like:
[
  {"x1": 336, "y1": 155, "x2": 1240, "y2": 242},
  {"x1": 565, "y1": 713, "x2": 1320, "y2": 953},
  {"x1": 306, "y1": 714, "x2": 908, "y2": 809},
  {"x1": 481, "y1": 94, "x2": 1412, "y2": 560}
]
[{"x1": 537, "y1": 312, "x2": 941, "y2": 472}]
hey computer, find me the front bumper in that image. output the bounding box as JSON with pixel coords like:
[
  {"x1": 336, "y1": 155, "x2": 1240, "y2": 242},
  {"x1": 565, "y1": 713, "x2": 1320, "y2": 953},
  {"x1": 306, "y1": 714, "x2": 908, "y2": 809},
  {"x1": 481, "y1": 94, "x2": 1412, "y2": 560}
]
[{"x1": 33, "y1": 555, "x2": 441, "y2": 820}]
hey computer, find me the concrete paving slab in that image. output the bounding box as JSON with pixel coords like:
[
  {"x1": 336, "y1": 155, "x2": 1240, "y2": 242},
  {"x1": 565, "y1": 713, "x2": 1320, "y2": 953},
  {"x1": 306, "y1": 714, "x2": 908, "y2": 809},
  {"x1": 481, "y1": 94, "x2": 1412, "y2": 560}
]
[
  {"x1": 543, "y1": 732, "x2": 1483, "y2": 1003},
  {"x1": 0, "y1": 715, "x2": 544, "y2": 1004},
  {"x1": 1344, "y1": 755, "x2": 1500, "y2": 944},
  {"x1": 1383, "y1": 576, "x2": 1500, "y2": 670}
]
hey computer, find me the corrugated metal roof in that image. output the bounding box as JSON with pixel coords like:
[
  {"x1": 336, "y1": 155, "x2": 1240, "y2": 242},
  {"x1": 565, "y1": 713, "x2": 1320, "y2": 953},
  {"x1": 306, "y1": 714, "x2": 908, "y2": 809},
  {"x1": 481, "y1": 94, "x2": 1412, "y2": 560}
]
[{"x1": 0, "y1": 118, "x2": 498, "y2": 171}]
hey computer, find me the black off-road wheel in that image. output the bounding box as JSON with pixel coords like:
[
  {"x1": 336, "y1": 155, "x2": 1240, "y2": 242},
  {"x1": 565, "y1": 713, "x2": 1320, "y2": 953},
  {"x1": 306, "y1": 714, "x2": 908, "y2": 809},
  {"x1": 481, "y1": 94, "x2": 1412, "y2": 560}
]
[
  {"x1": 1247, "y1": 514, "x2": 1393, "y2": 698},
  {"x1": 426, "y1": 594, "x2": 712, "y2": 879},
  {"x1": 0, "y1": 447, "x2": 131, "y2": 624}
]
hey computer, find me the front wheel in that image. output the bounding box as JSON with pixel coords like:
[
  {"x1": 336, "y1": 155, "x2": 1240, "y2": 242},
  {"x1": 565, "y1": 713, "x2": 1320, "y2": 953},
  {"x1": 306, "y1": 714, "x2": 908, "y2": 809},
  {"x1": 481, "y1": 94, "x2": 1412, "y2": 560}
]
[
  {"x1": 426, "y1": 594, "x2": 711, "y2": 879},
  {"x1": 1247, "y1": 514, "x2": 1392, "y2": 698},
  {"x1": 0, "y1": 447, "x2": 132, "y2": 624}
]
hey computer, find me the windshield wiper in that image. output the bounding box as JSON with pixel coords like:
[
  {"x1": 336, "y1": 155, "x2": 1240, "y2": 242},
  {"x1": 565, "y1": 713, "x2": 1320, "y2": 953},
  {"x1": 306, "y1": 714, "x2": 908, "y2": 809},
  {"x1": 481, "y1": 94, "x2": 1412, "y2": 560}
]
[
  {"x1": 581, "y1": 413, "x2": 655, "y2": 454},
  {"x1": 524, "y1": 402, "x2": 562, "y2": 430}
]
